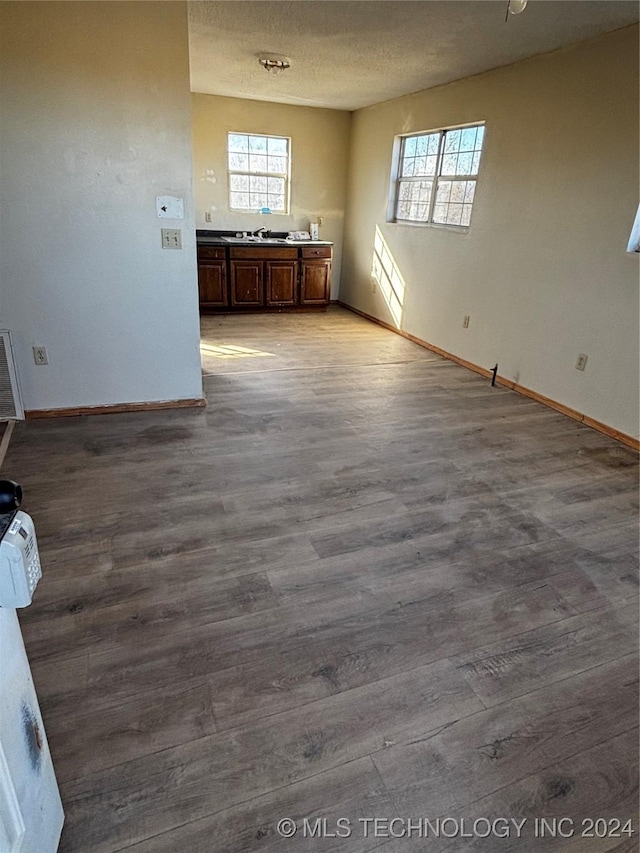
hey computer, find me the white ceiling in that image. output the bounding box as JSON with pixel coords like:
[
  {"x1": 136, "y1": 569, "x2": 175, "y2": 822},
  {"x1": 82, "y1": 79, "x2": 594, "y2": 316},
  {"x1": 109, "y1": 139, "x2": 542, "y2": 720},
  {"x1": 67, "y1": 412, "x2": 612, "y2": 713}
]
[{"x1": 188, "y1": 1, "x2": 639, "y2": 111}]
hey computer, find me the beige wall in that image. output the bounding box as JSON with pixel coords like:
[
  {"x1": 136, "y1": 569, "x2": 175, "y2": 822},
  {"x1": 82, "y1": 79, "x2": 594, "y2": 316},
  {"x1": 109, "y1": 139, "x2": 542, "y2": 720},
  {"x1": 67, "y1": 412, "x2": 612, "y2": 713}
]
[
  {"x1": 0, "y1": 2, "x2": 202, "y2": 411},
  {"x1": 192, "y1": 94, "x2": 351, "y2": 296},
  {"x1": 341, "y1": 26, "x2": 639, "y2": 440}
]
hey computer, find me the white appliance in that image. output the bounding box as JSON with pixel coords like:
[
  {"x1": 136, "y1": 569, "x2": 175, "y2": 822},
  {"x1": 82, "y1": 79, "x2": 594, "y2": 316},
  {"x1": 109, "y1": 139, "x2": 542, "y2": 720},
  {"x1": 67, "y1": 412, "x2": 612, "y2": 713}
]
[
  {"x1": 0, "y1": 513, "x2": 42, "y2": 608},
  {"x1": 0, "y1": 510, "x2": 64, "y2": 852}
]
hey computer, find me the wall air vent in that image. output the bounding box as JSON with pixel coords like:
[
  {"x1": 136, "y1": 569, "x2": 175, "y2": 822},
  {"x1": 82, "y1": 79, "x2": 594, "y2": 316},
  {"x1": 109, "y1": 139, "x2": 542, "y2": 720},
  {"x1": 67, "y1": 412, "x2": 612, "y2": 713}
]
[{"x1": 0, "y1": 332, "x2": 24, "y2": 420}]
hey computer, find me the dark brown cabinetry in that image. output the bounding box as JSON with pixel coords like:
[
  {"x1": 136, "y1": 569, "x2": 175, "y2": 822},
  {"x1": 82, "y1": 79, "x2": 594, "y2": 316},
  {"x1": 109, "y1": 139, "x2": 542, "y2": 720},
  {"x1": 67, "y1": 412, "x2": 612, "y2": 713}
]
[
  {"x1": 230, "y1": 260, "x2": 263, "y2": 306},
  {"x1": 198, "y1": 242, "x2": 332, "y2": 312},
  {"x1": 300, "y1": 247, "x2": 332, "y2": 305},
  {"x1": 197, "y1": 247, "x2": 227, "y2": 308},
  {"x1": 266, "y1": 260, "x2": 298, "y2": 306}
]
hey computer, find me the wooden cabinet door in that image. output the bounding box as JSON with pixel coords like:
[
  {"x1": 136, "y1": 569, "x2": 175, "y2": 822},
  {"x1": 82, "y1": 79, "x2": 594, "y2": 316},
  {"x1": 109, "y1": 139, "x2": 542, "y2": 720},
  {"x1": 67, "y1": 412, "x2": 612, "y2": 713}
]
[
  {"x1": 300, "y1": 260, "x2": 331, "y2": 304},
  {"x1": 230, "y1": 261, "x2": 263, "y2": 306},
  {"x1": 266, "y1": 260, "x2": 298, "y2": 306},
  {"x1": 198, "y1": 261, "x2": 228, "y2": 307}
]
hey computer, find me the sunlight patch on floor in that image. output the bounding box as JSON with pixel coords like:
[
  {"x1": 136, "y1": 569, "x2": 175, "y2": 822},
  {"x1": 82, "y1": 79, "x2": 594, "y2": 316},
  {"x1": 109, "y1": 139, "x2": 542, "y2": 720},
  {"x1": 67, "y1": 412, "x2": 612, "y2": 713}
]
[{"x1": 200, "y1": 343, "x2": 275, "y2": 360}]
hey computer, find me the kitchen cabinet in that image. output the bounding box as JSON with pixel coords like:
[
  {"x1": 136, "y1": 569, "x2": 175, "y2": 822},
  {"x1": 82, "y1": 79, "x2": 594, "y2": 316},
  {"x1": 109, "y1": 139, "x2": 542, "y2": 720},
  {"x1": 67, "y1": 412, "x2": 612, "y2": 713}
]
[
  {"x1": 197, "y1": 247, "x2": 228, "y2": 308},
  {"x1": 266, "y1": 260, "x2": 298, "y2": 306},
  {"x1": 300, "y1": 247, "x2": 332, "y2": 305},
  {"x1": 230, "y1": 260, "x2": 263, "y2": 306},
  {"x1": 197, "y1": 240, "x2": 332, "y2": 312}
]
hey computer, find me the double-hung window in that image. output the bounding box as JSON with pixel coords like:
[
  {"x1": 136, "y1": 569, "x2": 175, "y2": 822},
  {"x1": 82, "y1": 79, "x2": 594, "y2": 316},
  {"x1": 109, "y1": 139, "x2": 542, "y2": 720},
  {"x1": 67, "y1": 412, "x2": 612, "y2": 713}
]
[
  {"x1": 392, "y1": 124, "x2": 485, "y2": 227},
  {"x1": 227, "y1": 132, "x2": 290, "y2": 214}
]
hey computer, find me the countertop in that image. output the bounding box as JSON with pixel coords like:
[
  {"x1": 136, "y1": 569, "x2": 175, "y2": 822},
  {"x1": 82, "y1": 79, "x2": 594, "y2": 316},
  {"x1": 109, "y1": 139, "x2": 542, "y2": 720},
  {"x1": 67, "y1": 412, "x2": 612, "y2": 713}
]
[{"x1": 196, "y1": 230, "x2": 332, "y2": 248}]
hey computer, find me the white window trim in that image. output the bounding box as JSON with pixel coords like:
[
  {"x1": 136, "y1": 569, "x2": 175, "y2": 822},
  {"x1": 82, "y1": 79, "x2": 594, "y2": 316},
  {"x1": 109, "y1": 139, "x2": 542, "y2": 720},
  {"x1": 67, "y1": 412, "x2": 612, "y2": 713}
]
[
  {"x1": 227, "y1": 132, "x2": 291, "y2": 215},
  {"x1": 388, "y1": 122, "x2": 485, "y2": 229}
]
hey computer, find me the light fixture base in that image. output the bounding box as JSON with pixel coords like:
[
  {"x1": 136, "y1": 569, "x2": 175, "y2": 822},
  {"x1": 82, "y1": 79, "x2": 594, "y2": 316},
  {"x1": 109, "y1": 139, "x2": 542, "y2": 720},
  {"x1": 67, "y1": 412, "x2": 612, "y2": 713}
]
[{"x1": 257, "y1": 53, "x2": 291, "y2": 75}]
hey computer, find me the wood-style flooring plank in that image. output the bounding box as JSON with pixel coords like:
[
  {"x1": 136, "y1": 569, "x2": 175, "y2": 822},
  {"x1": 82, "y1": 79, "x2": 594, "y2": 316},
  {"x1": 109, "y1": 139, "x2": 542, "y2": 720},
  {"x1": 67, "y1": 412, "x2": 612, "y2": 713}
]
[{"x1": 1, "y1": 307, "x2": 635, "y2": 853}]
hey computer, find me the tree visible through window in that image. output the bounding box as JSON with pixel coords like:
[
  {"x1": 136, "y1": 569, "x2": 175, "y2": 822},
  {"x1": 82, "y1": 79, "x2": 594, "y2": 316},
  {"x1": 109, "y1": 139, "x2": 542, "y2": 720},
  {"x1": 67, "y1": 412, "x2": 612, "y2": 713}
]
[
  {"x1": 392, "y1": 124, "x2": 485, "y2": 227},
  {"x1": 227, "y1": 133, "x2": 290, "y2": 213}
]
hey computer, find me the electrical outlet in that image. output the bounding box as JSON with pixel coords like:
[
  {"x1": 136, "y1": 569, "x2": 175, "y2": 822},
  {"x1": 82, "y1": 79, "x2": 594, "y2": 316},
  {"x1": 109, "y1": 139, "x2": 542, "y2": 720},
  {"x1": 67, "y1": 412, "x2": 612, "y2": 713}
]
[
  {"x1": 317, "y1": 216, "x2": 324, "y2": 226},
  {"x1": 161, "y1": 228, "x2": 182, "y2": 249},
  {"x1": 463, "y1": 315, "x2": 470, "y2": 328},
  {"x1": 33, "y1": 346, "x2": 48, "y2": 365},
  {"x1": 575, "y1": 353, "x2": 588, "y2": 371},
  {"x1": 204, "y1": 211, "x2": 212, "y2": 223}
]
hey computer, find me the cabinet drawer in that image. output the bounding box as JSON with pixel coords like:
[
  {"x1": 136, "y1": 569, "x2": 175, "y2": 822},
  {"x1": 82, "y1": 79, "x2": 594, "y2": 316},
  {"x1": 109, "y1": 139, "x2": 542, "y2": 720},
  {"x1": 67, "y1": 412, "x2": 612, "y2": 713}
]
[
  {"x1": 198, "y1": 246, "x2": 226, "y2": 260},
  {"x1": 230, "y1": 247, "x2": 298, "y2": 260},
  {"x1": 301, "y1": 246, "x2": 332, "y2": 259}
]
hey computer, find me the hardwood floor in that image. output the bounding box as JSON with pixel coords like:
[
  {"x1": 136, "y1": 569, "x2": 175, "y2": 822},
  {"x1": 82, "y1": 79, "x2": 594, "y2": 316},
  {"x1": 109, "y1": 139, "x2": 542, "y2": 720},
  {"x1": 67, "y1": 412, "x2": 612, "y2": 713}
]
[{"x1": 5, "y1": 307, "x2": 638, "y2": 852}]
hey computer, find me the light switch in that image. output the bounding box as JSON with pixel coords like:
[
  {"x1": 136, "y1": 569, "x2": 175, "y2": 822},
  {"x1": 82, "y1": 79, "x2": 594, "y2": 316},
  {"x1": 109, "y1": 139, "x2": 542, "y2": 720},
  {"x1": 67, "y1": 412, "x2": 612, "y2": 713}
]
[{"x1": 161, "y1": 228, "x2": 182, "y2": 249}]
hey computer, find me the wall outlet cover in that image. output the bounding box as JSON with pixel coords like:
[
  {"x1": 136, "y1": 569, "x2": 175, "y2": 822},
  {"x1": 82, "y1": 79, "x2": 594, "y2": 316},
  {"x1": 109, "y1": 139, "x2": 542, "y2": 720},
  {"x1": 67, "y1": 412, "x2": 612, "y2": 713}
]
[
  {"x1": 575, "y1": 353, "x2": 588, "y2": 371},
  {"x1": 32, "y1": 346, "x2": 48, "y2": 365}
]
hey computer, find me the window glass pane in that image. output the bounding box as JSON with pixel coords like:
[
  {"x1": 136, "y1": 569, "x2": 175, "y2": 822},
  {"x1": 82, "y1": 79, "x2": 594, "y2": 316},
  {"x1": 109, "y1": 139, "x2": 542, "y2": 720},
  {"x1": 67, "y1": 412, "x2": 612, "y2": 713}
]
[
  {"x1": 271, "y1": 195, "x2": 286, "y2": 211},
  {"x1": 444, "y1": 129, "x2": 461, "y2": 154},
  {"x1": 401, "y1": 158, "x2": 416, "y2": 178},
  {"x1": 230, "y1": 192, "x2": 249, "y2": 209},
  {"x1": 450, "y1": 181, "x2": 466, "y2": 203},
  {"x1": 230, "y1": 174, "x2": 249, "y2": 192},
  {"x1": 396, "y1": 180, "x2": 432, "y2": 221},
  {"x1": 267, "y1": 156, "x2": 287, "y2": 175},
  {"x1": 427, "y1": 134, "x2": 440, "y2": 155},
  {"x1": 414, "y1": 157, "x2": 428, "y2": 176},
  {"x1": 249, "y1": 192, "x2": 268, "y2": 209},
  {"x1": 460, "y1": 127, "x2": 477, "y2": 152},
  {"x1": 403, "y1": 137, "x2": 417, "y2": 158},
  {"x1": 471, "y1": 151, "x2": 482, "y2": 174},
  {"x1": 249, "y1": 154, "x2": 267, "y2": 173},
  {"x1": 441, "y1": 154, "x2": 458, "y2": 175},
  {"x1": 249, "y1": 135, "x2": 267, "y2": 153},
  {"x1": 457, "y1": 152, "x2": 474, "y2": 175},
  {"x1": 415, "y1": 136, "x2": 428, "y2": 156},
  {"x1": 267, "y1": 136, "x2": 288, "y2": 155},
  {"x1": 228, "y1": 134, "x2": 248, "y2": 153},
  {"x1": 229, "y1": 152, "x2": 248, "y2": 171},
  {"x1": 249, "y1": 175, "x2": 267, "y2": 193},
  {"x1": 267, "y1": 177, "x2": 284, "y2": 194},
  {"x1": 433, "y1": 180, "x2": 472, "y2": 225}
]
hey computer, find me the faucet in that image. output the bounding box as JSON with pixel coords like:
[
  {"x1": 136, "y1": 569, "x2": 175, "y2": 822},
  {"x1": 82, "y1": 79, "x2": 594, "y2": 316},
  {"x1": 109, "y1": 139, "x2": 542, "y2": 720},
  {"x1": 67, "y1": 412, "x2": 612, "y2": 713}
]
[{"x1": 252, "y1": 227, "x2": 268, "y2": 238}]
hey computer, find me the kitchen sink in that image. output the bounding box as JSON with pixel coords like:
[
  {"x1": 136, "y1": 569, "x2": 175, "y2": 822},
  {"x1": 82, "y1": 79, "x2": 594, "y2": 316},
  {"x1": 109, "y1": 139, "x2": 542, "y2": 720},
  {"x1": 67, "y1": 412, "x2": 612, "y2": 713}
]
[{"x1": 221, "y1": 236, "x2": 289, "y2": 244}]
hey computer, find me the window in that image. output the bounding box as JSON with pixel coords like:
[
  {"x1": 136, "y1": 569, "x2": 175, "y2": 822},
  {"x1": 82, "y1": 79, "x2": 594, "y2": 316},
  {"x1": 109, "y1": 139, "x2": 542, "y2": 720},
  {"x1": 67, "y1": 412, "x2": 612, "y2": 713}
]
[
  {"x1": 227, "y1": 132, "x2": 290, "y2": 213},
  {"x1": 392, "y1": 124, "x2": 485, "y2": 227}
]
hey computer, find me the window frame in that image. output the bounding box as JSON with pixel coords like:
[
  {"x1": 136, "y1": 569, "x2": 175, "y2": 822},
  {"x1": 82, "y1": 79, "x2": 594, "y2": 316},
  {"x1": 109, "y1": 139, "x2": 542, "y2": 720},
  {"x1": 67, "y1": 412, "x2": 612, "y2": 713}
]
[
  {"x1": 227, "y1": 132, "x2": 291, "y2": 215},
  {"x1": 390, "y1": 122, "x2": 485, "y2": 229}
]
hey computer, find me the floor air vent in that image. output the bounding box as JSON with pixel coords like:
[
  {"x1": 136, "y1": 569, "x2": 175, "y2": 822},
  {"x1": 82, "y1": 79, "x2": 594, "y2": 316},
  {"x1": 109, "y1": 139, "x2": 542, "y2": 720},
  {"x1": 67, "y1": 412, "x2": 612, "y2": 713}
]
[{"x1": 0, "y1": 332, "x2": 24, "y2": 420}]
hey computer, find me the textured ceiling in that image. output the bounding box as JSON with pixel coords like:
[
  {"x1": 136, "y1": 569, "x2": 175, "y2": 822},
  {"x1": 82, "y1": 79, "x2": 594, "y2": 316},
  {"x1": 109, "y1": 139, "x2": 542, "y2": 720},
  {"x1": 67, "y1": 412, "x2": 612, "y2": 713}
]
[{"x1": 188, "y1": 1, "x2": 639, "y2": 111}]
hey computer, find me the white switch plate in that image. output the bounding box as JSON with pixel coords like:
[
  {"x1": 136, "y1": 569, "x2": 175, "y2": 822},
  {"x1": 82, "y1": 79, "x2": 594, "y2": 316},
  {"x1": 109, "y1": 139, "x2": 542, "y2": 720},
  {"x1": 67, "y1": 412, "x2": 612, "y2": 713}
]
[
  {"x1": 156, "y1": 196, "x2": 184, "y2": 219},
  {"x1": 161, "y1": 228, "x2": 182, "y2": 249}
]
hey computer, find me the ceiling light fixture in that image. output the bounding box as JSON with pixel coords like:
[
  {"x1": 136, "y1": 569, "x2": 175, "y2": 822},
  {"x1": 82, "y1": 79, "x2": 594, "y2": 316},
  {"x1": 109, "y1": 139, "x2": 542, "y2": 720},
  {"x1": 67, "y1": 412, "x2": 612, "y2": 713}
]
[
  {"x1": 506, "y1": 0, "x2": 528, "y2": 17},
  {"x1": 257, "y1": 54, "x2": 291, "y2": 75}
]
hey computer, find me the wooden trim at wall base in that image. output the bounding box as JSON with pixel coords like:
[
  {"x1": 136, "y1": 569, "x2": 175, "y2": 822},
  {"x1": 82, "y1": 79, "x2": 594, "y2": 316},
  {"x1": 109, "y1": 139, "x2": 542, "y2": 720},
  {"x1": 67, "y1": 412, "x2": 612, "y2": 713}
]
[
  {"x1": 338, "y1": 301, "x2": 639, "y2": 452},
  {"x1": 25, "y1": 398, "x2": 206, "y2": 420}
]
